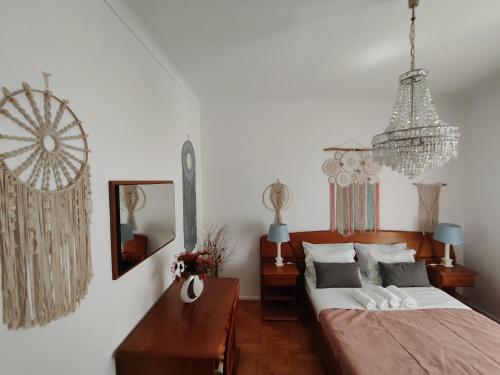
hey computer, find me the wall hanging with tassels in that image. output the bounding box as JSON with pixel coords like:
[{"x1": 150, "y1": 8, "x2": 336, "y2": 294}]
[
  {"x1": 0, "y1": 73, "x2": 92, "y2": 329},
  {"x1": 323, "y1": 141, "x2": 381, "y2": 236},
  {"x1": 262, "y1": 179, "x2": 293, "y2": 224},
  {"x1": 182, "y1": 139, "x2": 197, "y2": 251},
  {"x1": 121, "y1": 185, "x2": 146, "y2": 230},
  {"x1": 414, "y1": 179, "x2": 446, "y2": 234}
]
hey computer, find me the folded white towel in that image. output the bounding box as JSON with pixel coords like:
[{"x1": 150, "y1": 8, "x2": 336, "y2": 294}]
[
  {"x1": 352, "y1": 289, "x2": 376, "y2": 310},
  {"x1": 370, "y1": 286, "x2": 402, "y2": 309},
  {"x1": 386, "y1": 285, "x2": 418, "y2": 308},
  {"x1": 364, "y1": 290, "x2": 389, "y2": 310}
]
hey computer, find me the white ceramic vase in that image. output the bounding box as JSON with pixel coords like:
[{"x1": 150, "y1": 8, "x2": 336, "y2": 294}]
[{"x1": 180, "y1": 275, "x2": 204, "y2": 303}]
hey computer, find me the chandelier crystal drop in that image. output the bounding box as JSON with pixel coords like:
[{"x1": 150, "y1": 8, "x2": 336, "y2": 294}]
[{"x1": 371, "y1": 0, "x2": 460, "y2": 179}]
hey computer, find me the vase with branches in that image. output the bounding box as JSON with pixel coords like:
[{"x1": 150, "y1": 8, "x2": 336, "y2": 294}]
[{"x1": 200, "y1": 224, "x2": 234, "y2": 278}]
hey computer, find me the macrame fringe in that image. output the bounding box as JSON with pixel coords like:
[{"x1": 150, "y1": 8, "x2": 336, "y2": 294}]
[
  {"x1": 329, "y1": 183, "x2": 336, "y2": 231},
  {"x1": 416, "y1": 184, "x2": 441, "y2": 233},
  {"x1": 330, "y1": 182, "x2": 380, "y2": 236},
  {"x1": 0, "y1": 164, "x2": 92, "y2": 329},
  {"x1": 123, "y1": 185, "x2": 138, "y2": 230}
]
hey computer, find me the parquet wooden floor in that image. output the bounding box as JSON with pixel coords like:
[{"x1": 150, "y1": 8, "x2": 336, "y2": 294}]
[{"x1": 236, "y1": 301, "x2": 326, "y2": 375}]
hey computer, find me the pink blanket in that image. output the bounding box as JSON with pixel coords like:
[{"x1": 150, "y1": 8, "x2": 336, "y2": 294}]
[{"x1": 319, "y1": 308, "x2": 500, "y2": 375}]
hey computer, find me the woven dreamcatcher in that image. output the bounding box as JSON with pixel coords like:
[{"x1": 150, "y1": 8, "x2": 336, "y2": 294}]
[
  {"x1": 120, "y1": 185, "x2": 146, "y2": 230},
  {"x1": 0, "y1": 73, "x2": 92, "y2": 329},
  {"x1": 323, "y1": 141, "x2": 381, "y2": 236},
  {"x1": 182, "y1": 139, "x2": 197, "y2": 251},
  {"x1": 262, "y1": 179, "x2": 293, "y2": 224}
]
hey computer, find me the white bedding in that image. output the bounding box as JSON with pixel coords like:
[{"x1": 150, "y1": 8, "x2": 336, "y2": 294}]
[{"x1": 305, "y1": 275, "x2": 469, "y2": 317}]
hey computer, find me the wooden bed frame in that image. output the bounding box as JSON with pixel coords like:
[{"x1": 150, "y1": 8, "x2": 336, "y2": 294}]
[{"x1": 259, "y1": 230, "x2": 454, "y2": 374}]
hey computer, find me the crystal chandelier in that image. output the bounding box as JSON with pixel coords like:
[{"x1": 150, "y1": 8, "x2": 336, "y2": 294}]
[{"x1": 371, "y1": 0, "x2": 460, "y2": 179}]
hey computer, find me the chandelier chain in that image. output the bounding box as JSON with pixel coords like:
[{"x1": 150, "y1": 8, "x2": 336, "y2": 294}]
[{"x1": 410, "y1": 6, "x2": 416, "y2": 71}]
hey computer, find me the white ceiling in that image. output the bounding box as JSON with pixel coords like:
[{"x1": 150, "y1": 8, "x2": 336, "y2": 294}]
[{"x1": 122, "y1": 0, "x2": 500, "y2": 103}]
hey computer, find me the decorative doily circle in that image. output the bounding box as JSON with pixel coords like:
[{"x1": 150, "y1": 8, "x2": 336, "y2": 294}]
[
  {"x1": 362, "y1": 158, "x2": 382, "y2": 176},
  {"x1": 322, "y1": 158, "x2": 341, "y2": 177},
  {"x1": 0, "y1": 84, "x2": 89, "y2": 191},
  {"x1": 353, "y1": 170, "x2": 367, "y2": 185},
  {"x1": 367, "y1": 175, "x2": 380, "y2": 185},
  {"x1": 334, "y1": 151, "x2": 343, "y2": 160},
  {"x1": 341, "y1": 151, "x2": 361, "y2": 172},
  {"x1": 336, "y1": 171, "x2": 353, "y2": 188}
]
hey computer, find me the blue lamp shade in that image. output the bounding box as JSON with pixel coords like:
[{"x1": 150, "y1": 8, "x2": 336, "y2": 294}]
[
  {"x1": 433, "y1": 223, "x2": 463, "y2": 245},
  {"x1": 120, "y1": 223, "x2": 135, "y2": 244},
  {"x1": 267, "y1": 224, "x2": 290, "y2": 244}
]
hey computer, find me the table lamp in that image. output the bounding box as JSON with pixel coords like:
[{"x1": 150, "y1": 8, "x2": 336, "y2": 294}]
[
  {"x1": 120, "y1": 223, "x2": 135, "y2": 247},
  {"x1": 267, "y1": 223, "x2": 290, "y2": 267},
  {"x1": 433, "y1": 223, "x2": 463, "y2": 267}
]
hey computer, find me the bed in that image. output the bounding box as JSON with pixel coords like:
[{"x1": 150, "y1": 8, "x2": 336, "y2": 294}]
[{"x1": 259, "y1": 230, "x2": 500, "y2": 375}]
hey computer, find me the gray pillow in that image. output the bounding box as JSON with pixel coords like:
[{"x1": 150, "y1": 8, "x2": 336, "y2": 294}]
[
  {"x1": 313, "y1": 261, "x2": 362, "y2": 288},
  {"x1": 379, "y1": 260, "x2": 431, "y2": 287}
]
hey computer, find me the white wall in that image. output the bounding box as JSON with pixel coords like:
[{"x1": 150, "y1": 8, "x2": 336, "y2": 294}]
[
  {"x1": 0, "y1": 1, "x2": 202, "y2": 375},
  {"x1": 202, "y1": 97, "x2": 466, "y2": 298},
  {"x1": 463, "y1": 73, "x2": 500, "y2": 319}
]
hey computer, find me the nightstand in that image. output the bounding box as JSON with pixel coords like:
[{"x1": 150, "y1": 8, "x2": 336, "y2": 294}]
[
  {"x1": 261, "y1": 262, "x2": 299, "y2": 321},
  {"x1": 427, "y1": 264, "x2": 479, "y2": 300}
]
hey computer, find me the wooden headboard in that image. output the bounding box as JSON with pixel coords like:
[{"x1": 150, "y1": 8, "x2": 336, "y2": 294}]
[{"x1": 260, "y1": 230, "x2": 453, "y2": 274}]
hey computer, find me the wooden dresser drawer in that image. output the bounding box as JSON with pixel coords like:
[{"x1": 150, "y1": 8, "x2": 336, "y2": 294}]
[
  {"x1": 427, "y1": 264, "x2": 478, "y2": 291},
  {"x1": 264, "y1": 275, "x2": 296, "y2": 286},
  {"x1": 440, "y1": 274, "x2": 475, "y2": 287}
]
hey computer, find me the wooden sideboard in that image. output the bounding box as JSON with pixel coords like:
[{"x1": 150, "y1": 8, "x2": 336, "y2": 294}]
[{"x1": 115, "y1": 278, "x2": 240, "y2": 375}]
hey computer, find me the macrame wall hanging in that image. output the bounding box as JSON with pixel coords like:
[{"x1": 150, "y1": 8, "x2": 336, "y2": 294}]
[
  {"x1": 262, "y1": 179, "x2": 293, "y2": 224},
  {"x1": 121, "y1": 185, "x2": 146, "y2": 230},
  {"x1": 0, "y1": 73, "x2": 92, "y2": 329},
  {"x1": 323, "y1": 141, "x2": 382, "y2": 236},
  {"x1": 414, "y1": 180, "x2": 446, "y2": 233},
  {"x1": 182, "y1": 139, "x2": 197, "y2": 251}
]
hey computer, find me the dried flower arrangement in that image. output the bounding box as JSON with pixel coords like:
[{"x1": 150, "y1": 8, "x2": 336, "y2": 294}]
[
  {"x1": 200, "y1": 224, "x2": 234, "y2": 278},
  {"x1": 172, "y1": 250, "x2": 213, "y2": 280}
]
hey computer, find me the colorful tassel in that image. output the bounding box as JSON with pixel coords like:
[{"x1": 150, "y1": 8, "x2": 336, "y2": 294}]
[{"x1": 330, "y1": 182, "x2": 380, "y2": 236}]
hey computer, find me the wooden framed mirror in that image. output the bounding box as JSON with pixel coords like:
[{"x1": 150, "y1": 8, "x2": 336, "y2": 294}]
[{"x1": 109, "y1": 180, "x2": 175, "y2": 279}]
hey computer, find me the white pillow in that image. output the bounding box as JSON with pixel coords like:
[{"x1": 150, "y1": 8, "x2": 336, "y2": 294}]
[
  {"x1": 302, "y1": 242, "x2": 356, "y2": 285},
  {"x1": 366, "y1": 249, "x2": 416, "y2": 284},
  {"x1": 354, "y1": 243, "x2": 407, "y2": 274}
]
